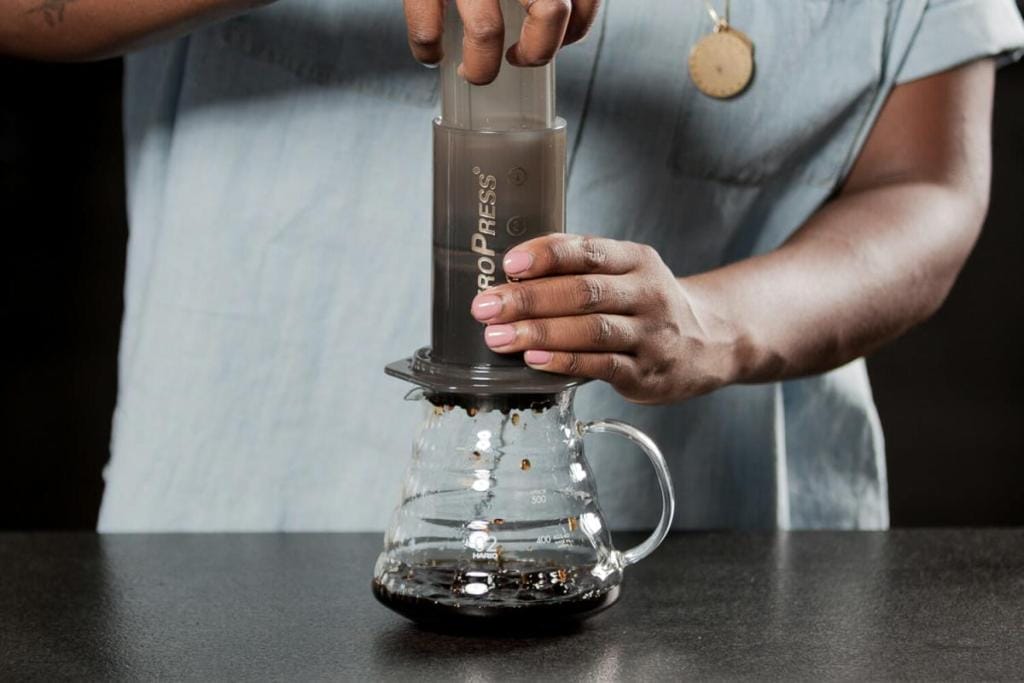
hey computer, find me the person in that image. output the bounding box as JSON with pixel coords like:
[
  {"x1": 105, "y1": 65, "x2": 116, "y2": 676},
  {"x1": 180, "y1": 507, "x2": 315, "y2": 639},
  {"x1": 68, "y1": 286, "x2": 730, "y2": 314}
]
[{"x1": 3, "y1": 0, "x2": 1022, "y2": 531}]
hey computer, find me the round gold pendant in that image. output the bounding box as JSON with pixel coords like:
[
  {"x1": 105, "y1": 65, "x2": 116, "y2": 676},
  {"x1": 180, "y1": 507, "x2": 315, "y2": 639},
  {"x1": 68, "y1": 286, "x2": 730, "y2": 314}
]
[{"x1": 688, "y1": 28, "x2": 755, "y2": 99}]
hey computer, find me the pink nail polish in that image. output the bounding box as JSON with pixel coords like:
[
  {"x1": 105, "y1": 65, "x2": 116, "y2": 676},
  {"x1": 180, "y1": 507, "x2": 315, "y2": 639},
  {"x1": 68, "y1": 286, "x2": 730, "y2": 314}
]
[
  {"x1": 484, "y1": 324, "x2": 517, "y2": 348},
  {"x1": 503, "y1": 251, "x2": 533, "y2": 275},
  {"x1": 471, "y1": 294, "x2": 502, "y2": 321},
  {"x1": 525, "y1": 350, "x2": 554, "y2": 365}
]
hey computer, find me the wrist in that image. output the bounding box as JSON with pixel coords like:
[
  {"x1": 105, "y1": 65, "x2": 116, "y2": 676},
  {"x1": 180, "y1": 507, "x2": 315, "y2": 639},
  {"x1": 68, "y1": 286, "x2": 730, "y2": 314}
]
[{"x1": 674, "y1": 275, "x2": 765, "y2": 390}]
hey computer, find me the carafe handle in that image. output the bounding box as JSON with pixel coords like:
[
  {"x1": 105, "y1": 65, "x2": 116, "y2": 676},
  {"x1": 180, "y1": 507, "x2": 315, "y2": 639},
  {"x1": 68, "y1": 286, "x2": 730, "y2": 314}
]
[{"x1": 580, "y1": 419, "x2": 676, "y2": 567}]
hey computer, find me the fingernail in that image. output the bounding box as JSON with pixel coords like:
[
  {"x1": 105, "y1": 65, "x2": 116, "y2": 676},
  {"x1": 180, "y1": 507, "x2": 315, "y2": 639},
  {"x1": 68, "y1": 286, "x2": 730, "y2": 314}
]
[
  {"x1": 484, "y1": 324, "x2": 517, "y2": 348},
  {"x1": 525, "y1": 350, "x2": 554, "y2": 365},
  {"x1": 504, "y1": 251, "x2": 533, "y2": 275},
  {"x1": 471, "y1": 294, "x2": 502, "y2": 321}
]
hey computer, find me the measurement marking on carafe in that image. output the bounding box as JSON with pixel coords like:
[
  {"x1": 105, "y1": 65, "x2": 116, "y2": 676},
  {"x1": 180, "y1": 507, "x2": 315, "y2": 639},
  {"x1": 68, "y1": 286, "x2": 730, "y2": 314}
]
[{"x1": 537, "y1": 535, "x2": 571, "y2": 544}]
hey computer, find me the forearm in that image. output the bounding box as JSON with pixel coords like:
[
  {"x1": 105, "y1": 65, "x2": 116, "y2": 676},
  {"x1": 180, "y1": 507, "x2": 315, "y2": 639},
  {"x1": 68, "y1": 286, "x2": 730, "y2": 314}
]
[
  {"x1": 681, "y1": 181, "x2": 987, "y2": 385},
  {"x1": 0, "y1": 0, "x2": 273, "y2": 61}
]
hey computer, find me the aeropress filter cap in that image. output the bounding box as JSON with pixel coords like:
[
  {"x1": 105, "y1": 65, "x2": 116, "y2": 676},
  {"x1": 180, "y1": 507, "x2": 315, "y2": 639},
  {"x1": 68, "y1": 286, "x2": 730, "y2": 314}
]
[{"x1": 386, "y1": 0, "x2": 583, "y2": 399}]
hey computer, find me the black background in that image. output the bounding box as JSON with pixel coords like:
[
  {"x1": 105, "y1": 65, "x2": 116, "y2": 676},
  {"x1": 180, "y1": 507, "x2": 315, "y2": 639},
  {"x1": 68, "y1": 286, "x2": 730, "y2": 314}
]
[{"x1": 0, "y1": 50, "x2": 1021, "y2": 530}]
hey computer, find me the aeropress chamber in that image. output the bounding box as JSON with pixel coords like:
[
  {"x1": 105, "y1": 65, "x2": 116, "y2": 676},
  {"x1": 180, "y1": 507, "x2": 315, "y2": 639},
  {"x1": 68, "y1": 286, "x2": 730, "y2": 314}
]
[
  {"x1": 376, "y1": 1, "x2": 676, "y2": 630},
  {"x1": 385, "y1": 1, "x2": 576, "y2": 404}
]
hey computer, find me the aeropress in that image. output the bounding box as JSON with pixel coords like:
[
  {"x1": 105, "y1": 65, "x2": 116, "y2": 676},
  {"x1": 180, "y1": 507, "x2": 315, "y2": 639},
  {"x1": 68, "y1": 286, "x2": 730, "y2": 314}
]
[{"x1": 374, "y1": 0, "x2": 676, "y2": 629}]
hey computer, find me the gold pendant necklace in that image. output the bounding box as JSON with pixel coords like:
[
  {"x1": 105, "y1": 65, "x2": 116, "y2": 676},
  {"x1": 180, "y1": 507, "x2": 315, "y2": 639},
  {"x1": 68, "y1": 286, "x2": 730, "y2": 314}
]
[{"x1": 688, "y1": 0, "x2": 755, "y2": 99}]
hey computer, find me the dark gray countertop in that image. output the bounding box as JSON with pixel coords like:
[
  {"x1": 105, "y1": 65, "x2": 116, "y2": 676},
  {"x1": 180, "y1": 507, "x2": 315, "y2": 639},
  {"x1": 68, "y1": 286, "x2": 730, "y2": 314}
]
[{"x1": 2, "y1": 531, "x2": 1022, "y2": 680}]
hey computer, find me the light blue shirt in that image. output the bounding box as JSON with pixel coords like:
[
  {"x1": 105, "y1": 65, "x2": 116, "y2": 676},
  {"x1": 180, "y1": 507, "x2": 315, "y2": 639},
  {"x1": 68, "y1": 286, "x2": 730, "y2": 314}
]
[{"x1": 99, "y1": 0, "x2": 1024, "y2": 531}]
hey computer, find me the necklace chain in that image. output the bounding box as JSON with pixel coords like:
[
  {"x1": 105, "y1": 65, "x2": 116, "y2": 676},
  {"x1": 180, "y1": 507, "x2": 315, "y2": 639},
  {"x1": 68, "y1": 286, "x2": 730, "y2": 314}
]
[{"x1": 703, "y1": 0, "x2": 730, "y2": 29}]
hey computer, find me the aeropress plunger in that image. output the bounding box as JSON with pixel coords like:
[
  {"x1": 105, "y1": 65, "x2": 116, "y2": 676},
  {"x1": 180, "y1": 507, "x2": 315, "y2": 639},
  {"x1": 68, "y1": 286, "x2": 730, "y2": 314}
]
[{"x1": 375, "y1": 1, "x2": 676, "y2": 631}]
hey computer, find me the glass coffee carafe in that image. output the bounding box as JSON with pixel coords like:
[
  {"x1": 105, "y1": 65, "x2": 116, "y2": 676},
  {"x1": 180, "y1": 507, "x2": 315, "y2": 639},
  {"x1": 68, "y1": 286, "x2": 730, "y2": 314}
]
[{"x1": 373, "y1": 389, "x2": 675, "y2": 626}]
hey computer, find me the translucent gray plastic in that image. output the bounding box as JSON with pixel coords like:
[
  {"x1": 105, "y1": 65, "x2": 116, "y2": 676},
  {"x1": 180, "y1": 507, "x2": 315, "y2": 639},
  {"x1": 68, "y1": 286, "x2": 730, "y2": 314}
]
[{"x1": 440, "y1": 0, "x2": 556, "y2": 131}]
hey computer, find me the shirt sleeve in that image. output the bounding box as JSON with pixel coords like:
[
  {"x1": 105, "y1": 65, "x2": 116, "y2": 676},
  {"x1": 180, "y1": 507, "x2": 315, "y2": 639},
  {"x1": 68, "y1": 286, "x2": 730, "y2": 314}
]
[{"x1": 896, "y1": 0, "x2": 1024, "y2": 84}]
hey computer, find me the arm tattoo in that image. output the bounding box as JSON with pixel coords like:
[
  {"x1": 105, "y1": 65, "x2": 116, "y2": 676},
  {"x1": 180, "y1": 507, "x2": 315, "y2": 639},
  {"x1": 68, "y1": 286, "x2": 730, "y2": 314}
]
[{"x1": 26, "y1": 0, "x2": 78, "y2": 27}]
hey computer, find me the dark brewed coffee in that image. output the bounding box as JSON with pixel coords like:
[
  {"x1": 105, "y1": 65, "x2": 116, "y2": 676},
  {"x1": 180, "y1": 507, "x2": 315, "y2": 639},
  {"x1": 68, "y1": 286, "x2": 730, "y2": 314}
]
[
  {"x1": 372, "y1": 561, "x2": 620, "y2": 630},
  {"x1": 372, "y1": 581, "x2": 619, "y2": 630}
]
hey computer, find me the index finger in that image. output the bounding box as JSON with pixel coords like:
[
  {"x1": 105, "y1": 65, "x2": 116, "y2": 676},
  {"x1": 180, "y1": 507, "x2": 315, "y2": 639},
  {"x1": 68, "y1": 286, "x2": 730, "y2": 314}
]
[
  {"x1": 502, "y1": 235, "x2": 650, "y2": 278},
  {"x1": 506, "y1": 0, "x2": 572, "y2": 67},
  {"x1": 403, "y1": 0, "x2": 445, "y2": 66}
]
